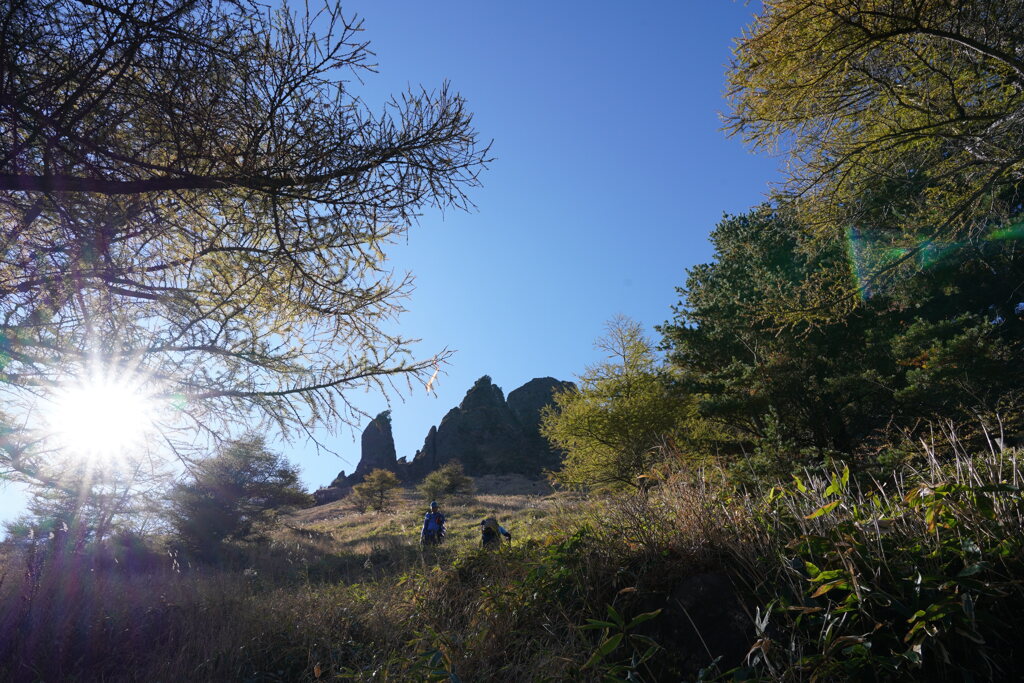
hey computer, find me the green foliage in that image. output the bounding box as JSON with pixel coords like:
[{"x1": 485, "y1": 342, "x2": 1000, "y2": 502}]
[
  {"x1": 541, "y1": 316, "x2": 687, "y2": 490},
  {"x1": 891, "y1": 314, "x2": 1024, "y2": 430},
  {"x1": 352, "y1": 468, "x2": 401, "y2": 512},
  {"x1": 169, "y1": 435, "x2": 310, "y2": 560},
  {"x1": 580, "y1": 604, "x2": 662, "y2": 679},
  {"x1": 519, "y1": 527, "x2": 595, "y2": 611},
  {"x1": 726, "y1": 0, "x2": 1024, "y2": 254},
  {"x1": 660, "y1": 208, "x2": 893, "y2": 462},
  {"x1": 417, "y1": 461, "x2": 474, "y2": 502},
  {"x1": 745, "y1": 452, "x2": 1024, "y2": 681},
  {"x1": 660, "y1": 206, "x2": 1024, "y2": 474}
]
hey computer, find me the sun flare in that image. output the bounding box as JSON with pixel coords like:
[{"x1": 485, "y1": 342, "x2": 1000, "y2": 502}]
[{"x1": 46, "y1": 371, "x2": 156, "y2": 462}]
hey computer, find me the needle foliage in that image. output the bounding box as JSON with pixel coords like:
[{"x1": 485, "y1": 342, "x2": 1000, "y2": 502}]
[{"x1": 0, "y1": 0, "x2": 488, "y2": 476}]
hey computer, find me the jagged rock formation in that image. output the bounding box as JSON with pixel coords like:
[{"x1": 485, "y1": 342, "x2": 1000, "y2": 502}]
[
  {"x1": 313, "y1": 411, "x2": 395, "y2": 504},
  {"x1": 317, "y1": 376, "x2": 575, "y2": 500},
  {"x1": 407, "y1": 425, "x2": 439, "y2": 480},
  {"x1": 413, "y1": 375, "x2": 575, "y2": 479},
  {"x1": 351, "y1": 411, "x2": 397, "y2": 480},
  {"x1": 328, "y1": 470, "x2": 348, "y2": 488},
  {"x1": 507, "y1": 377, "x2": 577, "y2": 473},
  {"x1": 409, "y1": 376, "x2": 525, "y2": 478}
]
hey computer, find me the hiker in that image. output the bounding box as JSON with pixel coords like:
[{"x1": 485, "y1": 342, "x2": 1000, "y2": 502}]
[
  {"x1": 420, "y1": 501, "x2": 447, "y2": 546},
  {"x1": 476, "y1": 516, "x2": 512, "y2": 549}
]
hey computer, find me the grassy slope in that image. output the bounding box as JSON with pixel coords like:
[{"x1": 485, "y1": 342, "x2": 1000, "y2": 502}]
[
  {"x1": 257, "y1": 475, "x2": 570, "y2": 583},
  {"x1": 0, "y1": 476, "x2": 603, "y2": 682},
  {"x1": 6, "y1": 451, "x2": 1024, "y2": 682},
  {"x1": 288, "y1": 475, "x2": 561, "y2": 552}
]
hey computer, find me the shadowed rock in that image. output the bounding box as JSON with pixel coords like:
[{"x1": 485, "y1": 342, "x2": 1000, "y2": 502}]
[
  {"x1": 349, "y1": 411, "x2": 396, "y2": 483},
  {"x1": 313, "y1": 486, "x2": 348, "y2": 505},
  {"x1": 426, "y1": 376, "x2": 528, "y2": 477},
  {"x1": 507, "y1": 377, "x2": 577, "y2": 472},
  {"x1": 320, "y1": 376, "x2": 574, "y2": 500}
]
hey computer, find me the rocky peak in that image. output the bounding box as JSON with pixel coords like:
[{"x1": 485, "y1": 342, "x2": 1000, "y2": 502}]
[
  {"x1": 429, "y1": 375, "x2": 524, "y2": 477},
  {"x1": 458, "y1": 375, "x2": 506, "y2": 411},
  {"x1": 507, "y1": 377, "x2": 576, "y2": 433},
  {"x1": 321, "y1": 376, "x2": 574, "y2": 500},
  {"x1": 349, "y1": 410, "x2": 396, "y2": 481}
]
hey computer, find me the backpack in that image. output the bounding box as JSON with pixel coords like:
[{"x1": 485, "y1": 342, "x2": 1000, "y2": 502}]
[
  {"x1": 424, "y1": 512, "x2": 444, "y2": 535},
  {"x1": 480, "y1": 517, "x2": 501, "y2": 544}
]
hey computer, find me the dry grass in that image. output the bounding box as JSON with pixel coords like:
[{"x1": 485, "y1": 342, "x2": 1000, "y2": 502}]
[
  {"x1": 8, "y1": 450, "x2": 1021, "y2": 681},
  {"x1": 0, "y1": 481, "x2": 577, "y2": 680},
  {"x1": 282, "y1": 486, "x2": 563, "y2": 556}
]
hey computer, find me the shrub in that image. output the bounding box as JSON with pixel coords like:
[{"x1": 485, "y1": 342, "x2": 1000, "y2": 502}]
[
  {"x1": 740, "y1": 451, "x2": 1024, "y2": 681},
  {"x1": 417, "y1": 461, "x2": 474, "y2": 502},
  {"x1": 351, "y1": 468, "x2": 401, "y2": 512}
]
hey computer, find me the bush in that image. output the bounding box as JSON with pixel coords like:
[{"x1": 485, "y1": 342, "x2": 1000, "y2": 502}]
[
  {"x1": 417, "y1": 461, "x2": 474, "y2": 502},
  {"x1": 738, "y1": 451, "x2": 1024, "y2": 681},
  {"x1": 351, "y1": 468, "x2": 401, "y2": 512}
]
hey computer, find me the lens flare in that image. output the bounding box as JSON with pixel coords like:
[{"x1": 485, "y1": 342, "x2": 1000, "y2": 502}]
[
  {"x1": 845, "y1": 226, "x2": 872, "y2": 299},
  {"x1": 987, "y1": 221, "x2": 1024, "y2": 242},
  {"x1": 916, "y1": 240, "x2": 959, "y2": 268},
  {"x1": 843, "y1": 220, "x2": 1024, "y2": 297},
  {"x1": 45, "y1": 368, "x2": 156, "y2": 463}
]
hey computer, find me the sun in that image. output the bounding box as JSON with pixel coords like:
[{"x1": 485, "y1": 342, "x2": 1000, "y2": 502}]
[{"x1": 46, "y1": 369, "x2": 157, "y2": 462}]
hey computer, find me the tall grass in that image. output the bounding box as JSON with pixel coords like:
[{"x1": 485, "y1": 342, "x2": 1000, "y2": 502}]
[
  {"x1": 736, "y1": 447, "x2": 1024, "y2": 681},
  {"x1": 2, "y1": 447, "x2": 1023, "y2": 681}
]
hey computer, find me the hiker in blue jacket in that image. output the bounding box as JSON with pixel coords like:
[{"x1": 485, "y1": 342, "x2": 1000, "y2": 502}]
[{"x1": 420, "y1": 501, "x2": 447, "y2": 546}]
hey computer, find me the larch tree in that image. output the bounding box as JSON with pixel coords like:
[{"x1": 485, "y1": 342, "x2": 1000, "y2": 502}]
[
  {"x1": 541, "y1": 316, "x2": 684, "y2": 490},
  {"x1": 351, "y1": 467, "x2": 400, "y2": 512},
  {"x1": 0, "y1": 0, "x2": 488, "y2": 482},
  {"x1": 726, "y1": 0, "x2": 1024, "y2": 314}
]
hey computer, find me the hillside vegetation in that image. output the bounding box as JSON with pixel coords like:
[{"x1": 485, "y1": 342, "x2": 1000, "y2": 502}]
[
  {"x1": 4, "y1": 444, "x2": 1024, "y2": 681},
  {"x1": 4, "y1": 1, "x2": 1024, "y2": 681}
]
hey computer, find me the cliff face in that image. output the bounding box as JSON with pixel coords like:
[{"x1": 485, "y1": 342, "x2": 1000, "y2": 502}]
[
  {"x1": 351, "y1": 411, "x2": 397, "y2": 481},
  {"x1": 506, "y1": 377, "x2": 577, "y2": 472},
  {"x1": 318, "y1": 376, "x2": 575, "y2": 497},
  {"x1": 412, "y1": 376, "x2": 529, "y2": 478}
]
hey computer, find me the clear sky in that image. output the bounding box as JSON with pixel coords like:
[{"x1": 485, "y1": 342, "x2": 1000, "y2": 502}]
[
  {"x1": 0, "y1": 1, "x2": 779, "y2": 521},
  {"x1": 292, "y1": 0, "x2": 780, "y2": 490}
]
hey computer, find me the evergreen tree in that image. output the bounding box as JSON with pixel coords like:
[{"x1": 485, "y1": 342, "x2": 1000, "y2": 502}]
[
  {"x1": 417, "y1": 461, "x2": 473, "y2": 502},
  {"x1": 541, "y1": 317, "x2": 685, "y2": 490},
  {"x1": 351, "y1": 468, "x2": 401, "y2": 512},
  {"x1": 169, "y1": 436, "x2": 310, "y2": 560},
  {"x1": 660, "y1": 206, "x2": 1024, "y2": 467}
]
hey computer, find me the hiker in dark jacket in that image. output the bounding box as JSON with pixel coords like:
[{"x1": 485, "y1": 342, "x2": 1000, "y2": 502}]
[
  {"x1": 420, "y1": 501, "x2": 447, "y2": 546},
  {"x1": 477, "y1": 516, "x2": 512, "y2": 548}
]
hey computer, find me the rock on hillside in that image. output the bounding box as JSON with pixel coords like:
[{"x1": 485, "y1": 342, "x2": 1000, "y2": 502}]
[
  {"x1": 412, "y1": 375, "x2": 575, "y2": 479},
  {"x1": 314, "y1": 411, "x2": 395, "y2": 504},
  {"x1": 507, "y1": 377, "x2": 577, "y2": 472},
  {"x1": 408, "y1": 376, "x2": 527, "y2": 478},
  {"x1": 351, "y1": 411, "x2": 397, "y2": 480},
  {"x1": 319, "y1": 376, "x2": 575, "y2": 497}
]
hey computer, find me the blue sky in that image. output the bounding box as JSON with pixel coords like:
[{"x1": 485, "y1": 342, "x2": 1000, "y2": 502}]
[
  {"x1": 0, "y1": 1, "x2": 779, "y2": 522},
  {"x1": 294, "y1": 0, "x2": 780, "y2": 489}
]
